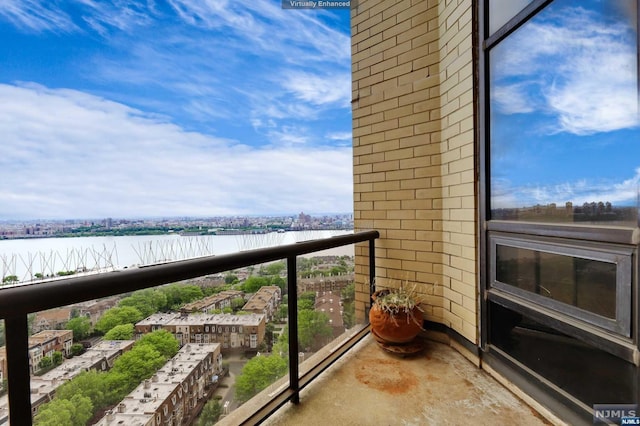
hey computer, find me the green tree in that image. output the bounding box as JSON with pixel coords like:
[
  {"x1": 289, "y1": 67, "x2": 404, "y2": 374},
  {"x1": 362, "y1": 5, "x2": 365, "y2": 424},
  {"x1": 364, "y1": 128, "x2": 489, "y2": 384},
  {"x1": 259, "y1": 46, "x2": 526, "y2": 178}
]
[
  {"x1": 94, "y1": 306, "x2": 143, "y2": 335},
  {"x1": 55, "y1": 370, "x2": 109, "y2": 412},
  {"x1": 197, "y1": 399, "x2": 223, "y2": 425},
  {"x1": 297, "y1": 299, "x2": 314, "y2": 311},
  {"x1": 329, "y1": 265, "x2": 347, "y2": 275},
  {"x1": 299, "y1": 291, "x2": 316, "y2": 305},
  {"x1": 224, "y1": 273, "x2": 238, "y2": 284},
  {"x1": 231, "y1": 297, "x2": 246, "y2": 311},
  {"x1": 136, "y1": 329, "x2": 179, "y2": 359},
  {"x1": 111, "y1": 345, "x2": 167, "y2": 387},
  {"x1": 275, "y1": 304, "x2": 288, "y2": 322},
  {"x1": 263, "y1": 261, "x2": 285, "y2": 276},
  {"x1": 235, "y1": 354, "x2": 288, "y2": 402},
  {"x1": 38, "y1": 356, "x2": 53, "y2": 369},
  {"x1": 270, "y1": 276, "x2": 285, "y2": 291},
  {"x1": 2, "y1": 275, "x2": 18, "y2": 285},
  {"x1": 71, "y1": 343, "x2": 84, "y2": 356},
  {"x1": 34, "y1": 394, "x2": 93, "y2": 426},
  {"x1": 342, "y1": 300, "x2": 355, "y2": 329},
  {"x1": 242, "y1": 276, "x2": 269, "y2": 293},
  {"x1": 52, "y1": 351, "x2": 63, "y2": 366},
  {"x1": 298, "y1": 310, "x2": 333, "y2": 351},
  {"x1": 161, "y1": 284, "x2": 203, "y2": 309},
  {"x1": 119, "y1": 289, "x2": 167, "y2": 317},
  {"x1": 104, "y1": 323, "x2": 134, "y2": 340},
  {"x1": 341, "y1": 282, "x2": 355, "y2": 302},
  {"x1": 66, "y1": 316, "x2": 91, "y2": 341}
]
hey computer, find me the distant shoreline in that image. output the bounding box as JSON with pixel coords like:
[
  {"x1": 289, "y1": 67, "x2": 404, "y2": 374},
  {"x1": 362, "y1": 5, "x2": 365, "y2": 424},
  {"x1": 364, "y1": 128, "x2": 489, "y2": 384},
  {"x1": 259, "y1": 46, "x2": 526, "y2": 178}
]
[{"x1": 0, "y1": 227, "x2": 354, "y2": 241}]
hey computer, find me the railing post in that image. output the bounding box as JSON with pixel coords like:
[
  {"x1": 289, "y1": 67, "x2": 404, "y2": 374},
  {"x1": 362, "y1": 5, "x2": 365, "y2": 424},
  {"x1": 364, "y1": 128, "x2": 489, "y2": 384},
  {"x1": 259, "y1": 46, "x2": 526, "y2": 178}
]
[
  {"x1": 5, "y1": 315, "x2": 33, "y2": 425},
  {"x1": 368, "y1": 237, "x2": 376, "y2": 312},
  {"x1": 286, "y1": 256, "x2": 300, "y2": 404}
]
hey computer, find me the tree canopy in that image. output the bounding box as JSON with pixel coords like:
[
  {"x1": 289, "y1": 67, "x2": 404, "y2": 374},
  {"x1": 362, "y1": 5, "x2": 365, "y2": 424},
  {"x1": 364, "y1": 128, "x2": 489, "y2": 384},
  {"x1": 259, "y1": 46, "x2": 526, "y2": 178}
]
[
  {"x1": 235, "y1": 354, "x2": 288, "y2": 402},
  {"x1": 103, "y1": 323, "x2": 134, "y2": 340},
  {"x1": 65, "y1": 316, "x2": 91, "y2": 341},
  {"x1": 34, "y1": 394, "x2": 93, "y2": 426},
  {"x1": 94, "y1": 306, "x2": 144, "y2": 335},
  {"x1": 298, "y1": 310, "x2": 333, "y2": 351}
]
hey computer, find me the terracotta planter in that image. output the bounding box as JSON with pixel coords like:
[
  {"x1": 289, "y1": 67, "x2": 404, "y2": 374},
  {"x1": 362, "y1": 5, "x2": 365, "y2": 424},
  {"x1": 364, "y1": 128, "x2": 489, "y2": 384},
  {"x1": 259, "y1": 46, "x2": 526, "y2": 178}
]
[{"x1": 369, "y1": 303, "x2": 422, "y2": 345}]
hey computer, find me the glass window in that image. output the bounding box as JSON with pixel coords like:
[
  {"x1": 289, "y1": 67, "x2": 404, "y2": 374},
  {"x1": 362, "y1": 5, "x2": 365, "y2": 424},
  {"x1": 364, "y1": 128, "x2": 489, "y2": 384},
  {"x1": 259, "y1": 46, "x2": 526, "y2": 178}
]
[
  {"x1": 489, "y1": 234, "x2": 632, "y2": 336},
  {"x1": 489, "y1": 0, "x2": 639, "y2": 226},
  {"x1": 488, "y1": 0, "x2": 534, "y2": 35},
  {"x1": 489, "y1": 302, "x2": 635, "y2": 408},
  {"x1": 495, "y1": 245, "x2": 617, "y2": 318}
]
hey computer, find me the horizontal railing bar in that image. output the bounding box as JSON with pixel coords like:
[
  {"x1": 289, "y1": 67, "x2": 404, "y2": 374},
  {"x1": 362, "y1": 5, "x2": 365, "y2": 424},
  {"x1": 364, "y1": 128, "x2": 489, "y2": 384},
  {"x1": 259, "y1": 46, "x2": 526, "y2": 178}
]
[{"x1": 0, "y1": 230, "x2": 379, "y2": 319}]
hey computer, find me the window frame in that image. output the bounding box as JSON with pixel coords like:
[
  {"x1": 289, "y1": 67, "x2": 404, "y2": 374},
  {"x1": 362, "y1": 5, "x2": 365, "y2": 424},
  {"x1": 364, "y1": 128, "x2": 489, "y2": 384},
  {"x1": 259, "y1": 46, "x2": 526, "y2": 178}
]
[
  {"x1": 489, "y1": 232, "x2": 633, "y2": 336},
  {"x1": 478, "y1": 0, "x2": 640, "y2": 356}
]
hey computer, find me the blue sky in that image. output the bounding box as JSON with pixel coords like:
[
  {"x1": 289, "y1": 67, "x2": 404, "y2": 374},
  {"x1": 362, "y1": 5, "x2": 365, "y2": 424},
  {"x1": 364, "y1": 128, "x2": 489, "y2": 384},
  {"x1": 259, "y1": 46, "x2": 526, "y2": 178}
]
[
  {"x1": 0, "y1": 1, "x2": 353, "y2": 220},
  {"x1": 490, "y1": 0, "x2": 640, "y2": 211}
]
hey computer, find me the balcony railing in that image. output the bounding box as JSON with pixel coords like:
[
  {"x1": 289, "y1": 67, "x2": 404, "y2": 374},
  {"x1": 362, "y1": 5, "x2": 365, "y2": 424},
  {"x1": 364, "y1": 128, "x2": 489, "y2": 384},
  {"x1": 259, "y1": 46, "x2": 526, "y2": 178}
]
[{"x1": 0, "y1": 230, "x2": 379, "y2": 425}]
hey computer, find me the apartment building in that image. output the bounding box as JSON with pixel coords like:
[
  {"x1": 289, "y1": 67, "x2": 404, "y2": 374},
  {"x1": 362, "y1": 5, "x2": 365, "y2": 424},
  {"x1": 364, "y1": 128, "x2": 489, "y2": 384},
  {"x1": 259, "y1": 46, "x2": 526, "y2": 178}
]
[
  {"x1": 314, "y1": 291, "x2": 345, "y2": 338},
  {"x1": 297, "y1": 274, "x2": 353, "y2": 293},
  {"x1": 94, "y1": 343, "x2": 223, "y2": 426},
  {"x1": 181, "y1": 290, "x2": 244, "y2": 314},
  {"x1": 31, "y1": 308, "x2": 72, "y2": 333},
  {"x1": 26, "y1": 330, "x2": 73, "y2": 374},
  {"x1": 136, "y1": 312, "x2": 266, "y2": 352},
  {"x1": 0, "y1": 340, "x2": 135, "y2": 422},
  {"x1": 71, "y1": 297, "x2": 119, "y2": 326},
  {"x1": 241, "y1": 286, "x2": 281, "y2": 320}
]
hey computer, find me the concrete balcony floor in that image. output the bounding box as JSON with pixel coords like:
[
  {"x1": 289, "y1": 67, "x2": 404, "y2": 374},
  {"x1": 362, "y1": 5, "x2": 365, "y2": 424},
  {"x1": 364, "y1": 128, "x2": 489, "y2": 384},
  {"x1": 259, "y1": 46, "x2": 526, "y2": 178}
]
[{"x1": 263, "y1": 334, "x2": 558, "y2": 426}]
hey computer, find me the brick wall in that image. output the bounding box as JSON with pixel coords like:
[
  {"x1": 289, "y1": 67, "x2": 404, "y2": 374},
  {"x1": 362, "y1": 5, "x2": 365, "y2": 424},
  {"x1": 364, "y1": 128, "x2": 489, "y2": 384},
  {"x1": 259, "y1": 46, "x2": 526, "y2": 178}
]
[{"x1": 352, "y1": 0, "x2": 477, "y2": 343}]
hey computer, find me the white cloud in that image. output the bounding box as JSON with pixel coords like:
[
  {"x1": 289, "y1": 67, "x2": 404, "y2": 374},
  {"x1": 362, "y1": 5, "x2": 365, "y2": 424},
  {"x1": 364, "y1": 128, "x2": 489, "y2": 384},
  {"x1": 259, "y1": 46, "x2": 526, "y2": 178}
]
[
  {"x1": 491, "y1": 170, "x2": 640, "y2": 209},
  {"x1": 492, "y1": 5, "x2": 639, "y2": 135},
  {"x1": 0, "y1": 83, "x2": 353, "y2": 219},
  {"x1": 326, "y1": 132, "x2": 352, "y2": 141},
  {"x1": 491, "y1": 83, "x2": 536, "y2": 115},
  {"x1": 0, "y1": 0, "x2": 76, "y2": 32},
  {"x1": 282, "y1": 71, "x2": 351, "y2": 107}
]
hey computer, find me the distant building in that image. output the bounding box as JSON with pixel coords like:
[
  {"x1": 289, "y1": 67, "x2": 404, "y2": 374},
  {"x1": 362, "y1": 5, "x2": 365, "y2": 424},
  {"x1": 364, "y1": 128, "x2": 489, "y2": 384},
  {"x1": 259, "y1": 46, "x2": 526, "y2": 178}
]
[
  {"x1": 181, "y1": 290, "x2": 244, "y2": 314},
  {"x1": 314, "y1": 291, "x2": 345, "y2": 338},
  {"x1": 71, "y1": 297, "x2": 119, "y2": 326},
  {"x1": 136, "y1": 312, "x2": 266, "y2": 352},
  {"x1": 94, "y1": 343, "x2": 223, "y2": 426},
  {"x1": 32, "y1": 308, "x2": 73, "y2": 333},
  {"x1": 27, "y1": 330, "x2": 73, "y2": 374},
  {"x1": 0, "y1": 340, "x2": 135, "y2": 422},
  {"x1": 242, "y1": 286, "x2": 281, "y2": 320},
  {"x1": 297, "y1": 274, "x2": 353, "y2": 293}
]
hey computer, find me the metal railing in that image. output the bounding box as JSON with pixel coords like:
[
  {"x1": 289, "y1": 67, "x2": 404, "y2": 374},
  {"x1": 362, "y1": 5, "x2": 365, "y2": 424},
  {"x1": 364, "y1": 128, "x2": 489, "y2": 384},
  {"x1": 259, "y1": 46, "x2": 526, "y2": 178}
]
[{"x1": 0, "y1": 230, "x2": 378, "y2": 425}]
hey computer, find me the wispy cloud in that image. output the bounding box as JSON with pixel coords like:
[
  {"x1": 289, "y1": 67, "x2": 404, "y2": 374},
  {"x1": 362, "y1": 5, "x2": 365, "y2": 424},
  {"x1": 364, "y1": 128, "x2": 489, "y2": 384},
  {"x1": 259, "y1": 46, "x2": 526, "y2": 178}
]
[
  {"x1": 0, "y1": 1, "x2": 353, "y2": 219},
  {"x1": 0, "y1": 0, "x2": 76, "y2": 32},
  {"x1": 0, "y1": 83, "x2": 353, "y2": 219},
  {"x1": 492, "y1": 169, "x2": 640, "y2": 209},
  {"x1": 491, "y1": 5, "x2": 639, "y2": 135}
]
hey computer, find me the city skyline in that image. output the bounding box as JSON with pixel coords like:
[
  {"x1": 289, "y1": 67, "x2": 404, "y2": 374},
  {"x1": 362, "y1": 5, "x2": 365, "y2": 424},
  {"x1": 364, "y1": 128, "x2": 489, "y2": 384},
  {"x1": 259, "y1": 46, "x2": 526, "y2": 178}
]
[{"x1": 0, "y1": 1, "x2": 353, "y2": 220}]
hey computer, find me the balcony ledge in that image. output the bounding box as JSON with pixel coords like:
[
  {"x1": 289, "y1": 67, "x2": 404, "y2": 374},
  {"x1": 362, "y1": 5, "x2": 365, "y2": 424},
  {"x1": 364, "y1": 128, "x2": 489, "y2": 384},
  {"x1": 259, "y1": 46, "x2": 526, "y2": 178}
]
[{"x1": 250, "y1": 334, "x2": 558, "y2": 425}]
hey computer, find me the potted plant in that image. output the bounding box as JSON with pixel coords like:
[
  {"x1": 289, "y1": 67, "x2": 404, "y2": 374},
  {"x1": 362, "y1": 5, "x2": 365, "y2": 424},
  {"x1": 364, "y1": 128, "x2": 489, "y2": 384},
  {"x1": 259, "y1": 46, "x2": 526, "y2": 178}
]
[{"x1": 369, "y1": 282, "x2": 423, "y2": 346}]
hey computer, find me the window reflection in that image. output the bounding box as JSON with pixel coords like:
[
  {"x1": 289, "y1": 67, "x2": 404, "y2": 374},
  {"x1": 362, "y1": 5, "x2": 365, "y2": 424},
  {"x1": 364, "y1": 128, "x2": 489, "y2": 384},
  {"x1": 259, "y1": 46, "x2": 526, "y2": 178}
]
[
  {"x1": 496, "y1": 245, "x2": 617, "y2": 319},
  {"x1": 488, "y1": 0, "x2": 534, "y2": 35},
  {"x1": 489, "y1": 0, "x2": 639, "y2": 226},
  {"x1": 489, "y1": 302, "x2": 635, "y2": 408}
]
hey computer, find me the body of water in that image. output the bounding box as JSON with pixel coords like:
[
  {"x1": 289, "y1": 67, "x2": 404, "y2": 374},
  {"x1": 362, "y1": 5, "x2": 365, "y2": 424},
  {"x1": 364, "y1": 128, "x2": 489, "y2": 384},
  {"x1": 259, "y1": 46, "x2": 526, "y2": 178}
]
[{"x1": 0, "y1": 230, "x2": 354, "y2": 282}]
